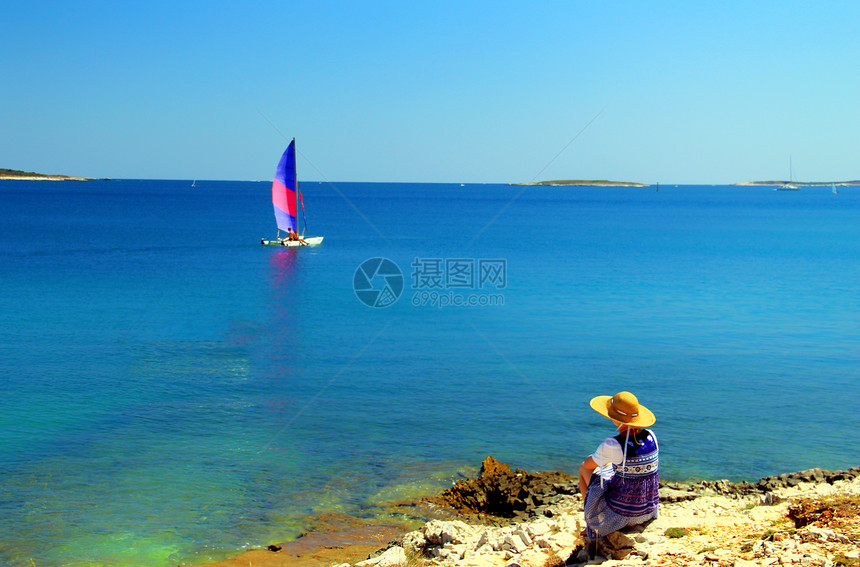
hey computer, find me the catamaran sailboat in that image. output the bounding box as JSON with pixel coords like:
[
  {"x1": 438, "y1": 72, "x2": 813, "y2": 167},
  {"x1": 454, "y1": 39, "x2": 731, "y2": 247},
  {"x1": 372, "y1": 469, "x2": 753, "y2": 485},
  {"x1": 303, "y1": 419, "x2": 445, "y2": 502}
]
[{"x1": 261, "y1": 139, "x2": 324, "y2": 247}]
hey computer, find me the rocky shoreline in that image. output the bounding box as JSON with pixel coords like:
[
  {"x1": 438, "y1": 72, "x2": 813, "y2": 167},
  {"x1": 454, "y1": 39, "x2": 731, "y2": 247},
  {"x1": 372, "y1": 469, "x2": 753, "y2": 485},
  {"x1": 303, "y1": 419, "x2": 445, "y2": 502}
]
[
  {"x1": 0, "y1": 174, "x2": 88, "y2": 181},
  {"x1": 0, "y1": 168, "x2": 88, "y2": 180},
  {"x1": 192, "y1": 458, "x2": 860, "y2": 567}
]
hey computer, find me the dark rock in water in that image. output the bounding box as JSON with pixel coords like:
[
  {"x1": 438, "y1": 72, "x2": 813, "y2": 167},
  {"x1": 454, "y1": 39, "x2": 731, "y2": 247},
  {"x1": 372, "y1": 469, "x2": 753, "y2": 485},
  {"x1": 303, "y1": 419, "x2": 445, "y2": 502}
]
[
  {"x1": 660, "y1": 466, "x2": 860, "y2": 497},
  {"x1": 479, "y1": 455, "x2": 512, "y2": 477},
  {"x1": 267, "y1": 544, "x2": 282, "y2": 552},
  {"x1": 755, "y1": 467, "x2": 860, "y2": 492},
  {"x1": 428, "y1": 456, "x2": 576, "y2": 522}
]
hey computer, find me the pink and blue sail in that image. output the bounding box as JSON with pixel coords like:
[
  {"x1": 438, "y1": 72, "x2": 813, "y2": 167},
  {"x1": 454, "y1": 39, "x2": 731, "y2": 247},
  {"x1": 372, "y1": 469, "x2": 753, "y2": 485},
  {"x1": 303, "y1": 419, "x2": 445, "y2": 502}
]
[{"x1": 272, "y1": 140, "x2": 298, "y2": 233}]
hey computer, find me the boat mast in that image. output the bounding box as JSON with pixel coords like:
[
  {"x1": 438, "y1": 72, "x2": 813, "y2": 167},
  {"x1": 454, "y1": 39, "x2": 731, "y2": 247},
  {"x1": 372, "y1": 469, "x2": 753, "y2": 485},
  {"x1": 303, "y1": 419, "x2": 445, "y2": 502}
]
[{"x1": 292, "y1": 137, "x2": 303, "y2": 237}]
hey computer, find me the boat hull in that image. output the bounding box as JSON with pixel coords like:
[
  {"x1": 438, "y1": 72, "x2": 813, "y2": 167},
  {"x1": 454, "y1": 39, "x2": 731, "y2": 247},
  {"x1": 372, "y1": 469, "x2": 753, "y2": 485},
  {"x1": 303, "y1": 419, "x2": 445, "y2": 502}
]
[{"x1": 261, "y1": 236, "x2": 324, "y2": 247}]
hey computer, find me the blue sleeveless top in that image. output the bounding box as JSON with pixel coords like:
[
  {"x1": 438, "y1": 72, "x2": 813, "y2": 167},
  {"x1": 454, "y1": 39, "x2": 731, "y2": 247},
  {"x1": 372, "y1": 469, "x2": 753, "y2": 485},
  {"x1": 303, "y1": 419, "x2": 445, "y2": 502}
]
[{"x1": 606, "y1": 429, "x2": 659, "y2": 516}]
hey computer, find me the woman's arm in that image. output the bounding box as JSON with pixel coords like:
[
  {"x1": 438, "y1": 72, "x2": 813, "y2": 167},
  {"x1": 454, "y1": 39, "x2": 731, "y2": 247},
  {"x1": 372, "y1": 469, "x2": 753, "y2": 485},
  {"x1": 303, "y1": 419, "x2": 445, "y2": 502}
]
[{"x1": 578, "y1": 456, "x2": 598, "y2": 498}]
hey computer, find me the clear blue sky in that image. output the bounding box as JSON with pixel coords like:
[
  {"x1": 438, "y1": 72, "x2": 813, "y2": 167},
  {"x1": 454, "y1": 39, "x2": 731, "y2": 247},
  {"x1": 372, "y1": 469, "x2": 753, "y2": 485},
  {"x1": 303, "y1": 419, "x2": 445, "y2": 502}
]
[{"x1": 3, "y1": 1, "x2": 858, "y2": 183}]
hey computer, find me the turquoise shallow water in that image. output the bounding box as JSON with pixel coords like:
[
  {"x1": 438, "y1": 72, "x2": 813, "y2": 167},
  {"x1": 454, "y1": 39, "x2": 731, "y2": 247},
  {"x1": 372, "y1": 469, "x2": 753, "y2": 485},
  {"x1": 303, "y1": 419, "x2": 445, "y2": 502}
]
[{"x1": 1, "y1": 180, "x2": 858, "y2": 566}]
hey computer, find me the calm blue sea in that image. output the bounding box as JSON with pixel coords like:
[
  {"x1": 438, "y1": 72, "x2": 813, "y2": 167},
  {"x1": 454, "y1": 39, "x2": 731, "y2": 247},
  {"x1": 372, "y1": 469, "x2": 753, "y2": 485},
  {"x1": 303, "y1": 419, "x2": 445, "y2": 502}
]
[{"x1": 1, "y1": 180, "x2": 858, "y2": 566}]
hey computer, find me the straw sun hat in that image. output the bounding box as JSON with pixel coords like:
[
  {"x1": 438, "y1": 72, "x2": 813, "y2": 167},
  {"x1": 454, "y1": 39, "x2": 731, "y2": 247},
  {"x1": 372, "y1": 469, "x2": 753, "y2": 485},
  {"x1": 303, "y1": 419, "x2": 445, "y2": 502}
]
[{"x1": 589, "y1": 391, "x2": 655, "y2": 428}]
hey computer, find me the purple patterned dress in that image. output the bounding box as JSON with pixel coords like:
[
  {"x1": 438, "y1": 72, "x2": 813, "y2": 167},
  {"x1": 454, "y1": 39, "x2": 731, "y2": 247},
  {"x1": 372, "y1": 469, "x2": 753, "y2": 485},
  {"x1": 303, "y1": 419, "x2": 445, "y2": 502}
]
[{"x1": 584, "y1": 429, "x2": 659, "y2": 539}]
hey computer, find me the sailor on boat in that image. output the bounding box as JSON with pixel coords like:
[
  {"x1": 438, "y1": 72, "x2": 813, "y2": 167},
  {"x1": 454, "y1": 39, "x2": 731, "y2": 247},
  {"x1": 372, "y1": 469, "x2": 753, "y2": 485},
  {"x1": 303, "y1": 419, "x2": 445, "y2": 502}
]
[{"x1": 287, "y1": 228, "x2": 308, "y2": 245}]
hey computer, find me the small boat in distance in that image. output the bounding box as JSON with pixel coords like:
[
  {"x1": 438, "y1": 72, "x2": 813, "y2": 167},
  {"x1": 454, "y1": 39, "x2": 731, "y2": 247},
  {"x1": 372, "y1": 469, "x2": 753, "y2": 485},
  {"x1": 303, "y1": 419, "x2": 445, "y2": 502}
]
[
  {"x1": 776, "y1": 157, "x2": 800, "y2": 191},
  {"x1": 261, "y1": 139, "x2": 324, "y2": 247}
]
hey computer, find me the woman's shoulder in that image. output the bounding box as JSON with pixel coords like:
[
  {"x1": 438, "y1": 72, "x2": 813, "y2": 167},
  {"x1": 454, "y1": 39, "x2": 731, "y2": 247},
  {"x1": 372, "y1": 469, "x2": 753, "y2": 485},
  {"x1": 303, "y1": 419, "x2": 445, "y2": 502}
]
[
  {"x1": 592, "y1": 436, "x2": 624, "y2": 466},
  {"x1": 594, "y1": 436, "x2": 623, "y2": 454}
]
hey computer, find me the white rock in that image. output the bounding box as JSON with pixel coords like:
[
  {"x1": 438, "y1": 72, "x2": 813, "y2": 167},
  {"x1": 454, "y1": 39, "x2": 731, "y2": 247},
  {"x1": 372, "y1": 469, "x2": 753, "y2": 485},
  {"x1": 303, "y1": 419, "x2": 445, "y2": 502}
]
[
  {"x1": 527, "y1": 520, "x2": 552, "y2": 537},
  {"x1": 445, "y1": 543, "x2": 468, "y2": 560},
  {"x1": 400, "y1": 530, "x2": 426, "y2": 555},
  {"x1": 759, "y1": 493, "x2": 777, "y2": 505},
  {"x1": 734, "y1": 560, "x2": 758, "y2": 567},
  {"x1": 548, "y1": 531, "x2": 576, "y2": 549},
  {"x1": 513, "y1": 528, "x2": 533, "y2": 547},
  {"x1": 356, "y1": 546, "x2": 407, "y2": 567},
  {"x1": 474, "y1": 531, "x2": 490, "y2": 551},
  {"x1": 554, "y1": 515, "x2": 580, "y2": 533},
  {"x1": 802, "y1": 526, "x2": 836, "y2": 542},
  {"x1": 844, "y1": 549, "x2": 860, "y2": 560},
  {"x1": 646, "y1": 542, "x2": 675, "y2": 558},
  {"x1": 378, "y1": 547, "x2": 408, "y2": 567},
  {"x1": 424, "y1": 520, "x2": 474, "y2": 546},
  {"x1": 502, "y1": 534, "x2": 529, "y2": 554}
]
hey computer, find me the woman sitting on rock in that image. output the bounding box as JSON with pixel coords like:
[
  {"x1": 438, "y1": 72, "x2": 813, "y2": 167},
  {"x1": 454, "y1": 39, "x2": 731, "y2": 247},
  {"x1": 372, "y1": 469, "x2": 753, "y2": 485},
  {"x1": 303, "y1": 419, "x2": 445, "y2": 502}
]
[{"x1": 578, "y1": 391, "x2": 659, "y2": 546}]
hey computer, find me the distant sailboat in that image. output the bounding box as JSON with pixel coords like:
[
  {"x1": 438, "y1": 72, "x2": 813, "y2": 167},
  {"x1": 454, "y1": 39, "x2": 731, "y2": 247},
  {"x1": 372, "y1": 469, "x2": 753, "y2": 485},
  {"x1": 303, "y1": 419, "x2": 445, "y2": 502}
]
[
  {"x1": 261, "y1": 139, "x2": 324, "y2": 247},
  {"x1": 776, "y1": 158, "x2": 800, "y2": 191},
  {"x1": 832, "y1": 183, "x2": 839, "y2": 195},
  {"x1": 191, "y1": 180, "x2": 196, "y2": 188}
]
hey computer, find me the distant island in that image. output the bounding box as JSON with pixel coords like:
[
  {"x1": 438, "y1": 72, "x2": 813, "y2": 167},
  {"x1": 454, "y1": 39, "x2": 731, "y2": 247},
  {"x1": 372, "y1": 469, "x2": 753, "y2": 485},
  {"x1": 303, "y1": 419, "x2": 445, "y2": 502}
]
[
  {"x1": 735, "y1": 180, "x2": 860, "y2": 186},
  {"x1": 0, "y1": 168, "x2": 88, "y2": 181},
  {"x1": 518, "y1": 179, "x2": 650, "y2": 187}
]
